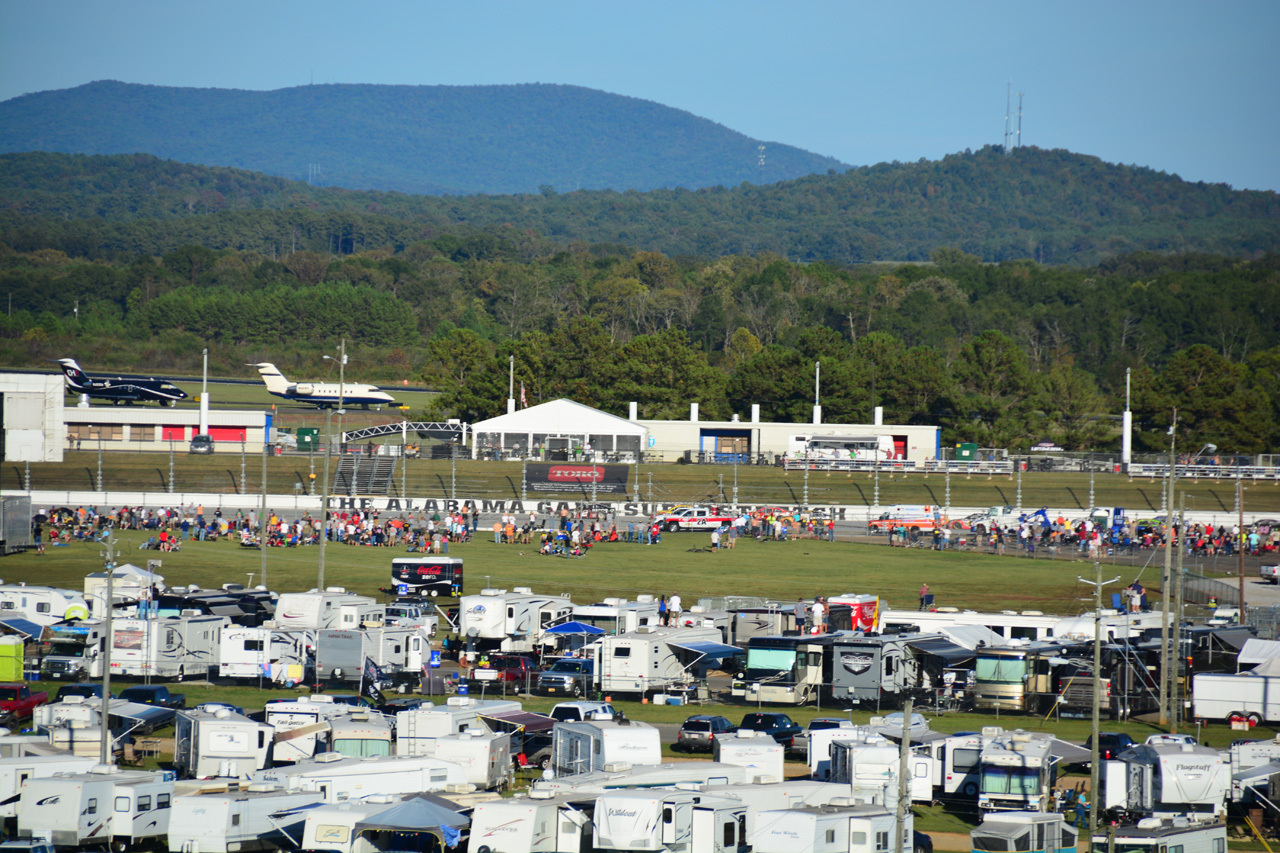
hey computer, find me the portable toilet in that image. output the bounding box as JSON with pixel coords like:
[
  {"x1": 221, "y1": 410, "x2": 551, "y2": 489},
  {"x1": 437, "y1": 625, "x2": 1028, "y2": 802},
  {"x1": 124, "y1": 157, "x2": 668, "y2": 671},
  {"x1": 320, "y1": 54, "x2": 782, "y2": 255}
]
[{"x1": 0, "y1": 636, "x2": 23, "y2": 681}]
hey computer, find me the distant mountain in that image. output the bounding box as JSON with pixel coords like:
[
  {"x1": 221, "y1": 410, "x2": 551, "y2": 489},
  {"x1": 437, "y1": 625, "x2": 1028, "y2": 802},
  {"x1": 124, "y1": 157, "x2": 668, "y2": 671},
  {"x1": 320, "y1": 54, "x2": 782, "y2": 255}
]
[
  {"x1": 1, "y1": 147, "x2": 1276, "y2": 266},
  {"x1": 0, "y1": 80, "x2": 848, "y2": 195}
]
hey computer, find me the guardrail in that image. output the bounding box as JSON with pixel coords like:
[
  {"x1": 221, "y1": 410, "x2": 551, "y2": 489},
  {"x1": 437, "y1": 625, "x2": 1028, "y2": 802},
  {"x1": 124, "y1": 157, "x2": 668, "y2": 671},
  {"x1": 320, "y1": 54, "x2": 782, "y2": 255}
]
[{"x1": 1129, "y1": 463, "x2": 1280, "y2": 481}]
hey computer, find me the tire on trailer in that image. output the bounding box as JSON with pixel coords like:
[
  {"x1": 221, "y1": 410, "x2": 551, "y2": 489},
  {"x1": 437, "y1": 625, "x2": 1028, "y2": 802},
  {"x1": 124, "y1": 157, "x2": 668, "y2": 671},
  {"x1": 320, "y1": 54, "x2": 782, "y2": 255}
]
[{"x1": 1247, "y1": 712, "x2": 1262, "y2": 727}]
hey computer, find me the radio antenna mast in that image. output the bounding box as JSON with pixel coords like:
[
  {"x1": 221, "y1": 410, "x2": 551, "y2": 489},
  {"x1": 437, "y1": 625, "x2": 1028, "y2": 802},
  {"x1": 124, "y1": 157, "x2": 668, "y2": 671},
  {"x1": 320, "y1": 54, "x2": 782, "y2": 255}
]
[
  {"x1": 1003, "y1": 81, "x2": 1012, "y2": 153},
  {"x1": 1017, "y1": 91, "x2": 1024, "y2": 147}
]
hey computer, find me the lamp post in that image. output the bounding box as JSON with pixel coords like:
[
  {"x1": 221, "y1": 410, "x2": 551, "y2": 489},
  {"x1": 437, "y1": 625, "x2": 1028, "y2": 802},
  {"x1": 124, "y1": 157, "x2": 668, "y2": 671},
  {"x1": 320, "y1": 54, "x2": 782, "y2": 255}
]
[
  {"x1": 318, "y1": 340, "x2": 347, "y2": 589},
  {"x1": 99, "y1": 538, "x2": 116, "y2": 765},
  {"x1": 1159, "y1": 409, "x2": 1176, "y2": 726},
  {"x1": 1078, "y1": 564, "x2": 1121, "y2": 834}
]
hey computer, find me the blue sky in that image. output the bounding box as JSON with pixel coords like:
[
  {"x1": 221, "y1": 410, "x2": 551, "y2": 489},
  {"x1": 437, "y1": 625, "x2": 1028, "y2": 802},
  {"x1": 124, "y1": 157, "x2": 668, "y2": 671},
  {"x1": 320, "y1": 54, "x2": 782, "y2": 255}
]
[{"x1": 2, "y1": 0, "x2": 1277, "y2": 192}]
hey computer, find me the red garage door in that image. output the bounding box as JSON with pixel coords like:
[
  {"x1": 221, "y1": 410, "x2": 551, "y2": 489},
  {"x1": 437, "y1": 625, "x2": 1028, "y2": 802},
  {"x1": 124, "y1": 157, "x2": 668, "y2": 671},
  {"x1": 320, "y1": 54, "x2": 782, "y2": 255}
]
[
  {"x1": 208, "y1": 427, "x2": 246, "y2": 442},
  {"x1": 162, "y1": 425, "x2": 186, "y2": 440}
]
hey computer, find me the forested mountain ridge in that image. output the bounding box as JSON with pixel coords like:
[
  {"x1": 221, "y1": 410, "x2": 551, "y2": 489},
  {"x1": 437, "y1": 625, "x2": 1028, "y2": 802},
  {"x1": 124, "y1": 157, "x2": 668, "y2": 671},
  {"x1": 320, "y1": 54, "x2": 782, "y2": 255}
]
[
  {"x1": 0, "y1": 81, "x2": 846, "y2": 195},
  {"x1": 1, "y1": 148, "x2": 1276, "y2": 266}
]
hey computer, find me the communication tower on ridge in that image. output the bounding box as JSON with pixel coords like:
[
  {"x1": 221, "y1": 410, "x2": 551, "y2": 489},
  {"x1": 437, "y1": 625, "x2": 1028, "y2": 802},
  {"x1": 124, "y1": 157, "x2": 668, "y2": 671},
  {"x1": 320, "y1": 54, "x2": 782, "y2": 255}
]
[
  {"x1": 1017, "y1": 91, "x2": 1024, "y2": 148},
  {"x1": 757, "y1": 144, "x2": 766, "y2": 184}
]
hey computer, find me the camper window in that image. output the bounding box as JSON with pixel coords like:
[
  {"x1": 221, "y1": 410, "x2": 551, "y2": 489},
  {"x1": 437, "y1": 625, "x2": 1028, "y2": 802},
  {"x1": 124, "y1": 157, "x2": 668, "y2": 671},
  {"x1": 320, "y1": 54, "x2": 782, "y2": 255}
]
[
  {"x1": 1, "y1": 602, "x2": 13, "y2": 609},
  {"x1": 613, "y1": 647, "x2": 631, "y2": 658},
  {"x1": 37, "y1": 602, "x2": 50, "y2": 612},
  {"x1": 953, "y1": 747, "x2": 981, "y2": 771},
  {"x1": 232, "y1": 815, "x2": 240, "y2": 826},
  {"x1": 157, "y1": 794, "x2": 170, "y2": 809},
  {"x1": 876, "y1": 831, "x2": 890, "y2": 851},
  {"x1": 137, "y1": 796, "x2": 151, "y2": 812},
  {"x1": 115, "y1": 797, "x2": 130, "y2": 813},
  {"x1": 971, "y1": 835, "x2": 1011, "y2": 851},
  {"x1": 825, "y1": 829, "x2": 836, "y2": 843},
  {"x1": 852, "y1": 832, "x2": 867, "y2": 845},
  {"x1": 244, "y1": 640, "x2": 264, "y2": 651},
  {"x1": 884, "y1": 656, "x2": 895, "y2": 677},
  {"x1": 723, "y1": 823, "x2": 736, "y2": 847},
  {"x1": 87, "y1": 799, "x2": 97, "y2": 815}
]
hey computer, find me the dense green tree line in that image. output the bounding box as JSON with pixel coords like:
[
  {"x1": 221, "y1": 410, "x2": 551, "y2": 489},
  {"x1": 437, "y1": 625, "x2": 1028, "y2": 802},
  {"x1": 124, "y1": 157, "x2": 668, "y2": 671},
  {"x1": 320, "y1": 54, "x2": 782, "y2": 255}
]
[{"x1": 2, "y1": 237, "x2": 1277, "y2": 454}]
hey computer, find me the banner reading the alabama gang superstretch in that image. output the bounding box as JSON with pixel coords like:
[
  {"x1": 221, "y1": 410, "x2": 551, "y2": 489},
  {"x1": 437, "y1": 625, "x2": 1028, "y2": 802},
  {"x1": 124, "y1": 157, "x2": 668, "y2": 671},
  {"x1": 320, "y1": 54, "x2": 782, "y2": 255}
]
[{"x1": 525, "y1": 463, "x2": 631, "y2": 494}]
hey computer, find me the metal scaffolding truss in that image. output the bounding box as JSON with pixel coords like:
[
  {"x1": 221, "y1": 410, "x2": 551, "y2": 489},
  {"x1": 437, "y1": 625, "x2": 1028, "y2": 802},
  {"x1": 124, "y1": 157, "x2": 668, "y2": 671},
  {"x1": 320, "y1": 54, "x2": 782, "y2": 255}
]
[{"x1": 340, "y1": 421, "x2": 468, "y2": 443}]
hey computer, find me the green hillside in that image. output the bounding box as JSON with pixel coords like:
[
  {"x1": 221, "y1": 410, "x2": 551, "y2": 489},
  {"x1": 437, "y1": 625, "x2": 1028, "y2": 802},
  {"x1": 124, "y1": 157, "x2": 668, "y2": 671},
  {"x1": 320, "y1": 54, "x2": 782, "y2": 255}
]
[{"x1": 0, "y1": 81, "x2": 846, "y2": 195}]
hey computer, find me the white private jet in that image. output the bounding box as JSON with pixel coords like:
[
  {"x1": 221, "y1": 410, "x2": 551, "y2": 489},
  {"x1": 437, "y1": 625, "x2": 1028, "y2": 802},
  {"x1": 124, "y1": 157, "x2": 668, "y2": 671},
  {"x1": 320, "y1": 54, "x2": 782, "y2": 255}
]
[{"x1": 250, "y1": 362, "x2": 397, "y2": 409}]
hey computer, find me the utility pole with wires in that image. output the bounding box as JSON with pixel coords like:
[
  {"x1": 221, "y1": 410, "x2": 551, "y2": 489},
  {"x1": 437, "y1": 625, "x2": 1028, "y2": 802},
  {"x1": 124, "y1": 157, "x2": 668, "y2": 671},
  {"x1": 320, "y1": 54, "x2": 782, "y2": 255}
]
[
  {"x1": 895, "y1": 696, "x2": 913, "y2": 853},
  {"x1": 1078, "y1": 564, "x2": 1121, "y2": 835},
  {"x1": 99, "y1": 537, "x2": 117, "y2": 765},
  {"x1": 1159, "y1": 408, "x2": 1177, "y2": 727}
]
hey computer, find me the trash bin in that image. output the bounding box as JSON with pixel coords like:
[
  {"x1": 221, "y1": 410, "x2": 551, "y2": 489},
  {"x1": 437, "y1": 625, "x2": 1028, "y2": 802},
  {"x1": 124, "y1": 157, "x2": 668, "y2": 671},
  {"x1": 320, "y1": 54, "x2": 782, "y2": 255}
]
[
  {"x1": 457, "y1": 680, "x2": 469, "y2": 696},
  {"x1": 955, "y1": 442, "x2": 979, "y2": 461},
  {"x1": 296, "y1": 428, "x2": 319, "y2": 451},
  {"x1": 429, "y1": 650, "x2": 442, "y2": 669}
]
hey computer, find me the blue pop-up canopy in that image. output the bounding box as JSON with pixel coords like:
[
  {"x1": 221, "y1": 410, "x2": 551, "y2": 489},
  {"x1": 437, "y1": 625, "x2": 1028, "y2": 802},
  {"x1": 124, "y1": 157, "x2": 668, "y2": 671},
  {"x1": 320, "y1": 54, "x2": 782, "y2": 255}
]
[{"x1": 544, "y1": 620, "x2": 605, "y2": 635}]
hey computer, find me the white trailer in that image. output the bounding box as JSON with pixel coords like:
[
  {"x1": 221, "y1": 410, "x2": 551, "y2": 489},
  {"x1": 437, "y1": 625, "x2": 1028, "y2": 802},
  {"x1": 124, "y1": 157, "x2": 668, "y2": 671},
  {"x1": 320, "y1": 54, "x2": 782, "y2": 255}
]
[
  {"x1": 413, "y1": 727, "x2": 512, "y2": 790},
  {"x1": 328, "y1": 713, "x2": 394, "y2": 759},
  {"x1": 1115, "y1": 743, "x2": 1228, "y2": 819},
  {"x1": 595, "y1": 626, "x2": 733, "y2": 696},
  {"x1": 978, "y1": 729, "x2": 1057, "y2": 813},
  {"x1": 750, "y1": 801, "x2": 910, "y2": 853},
  {"x1": 174, "y1": 707, "x2": 273, "y2": 779},
  {"x1": 0, "y1": 585, "x2": 90, "y2": 626},
  {"x1": 18, "y1": 766, "x2": 175, "y2": 849},
  {"x1": 300, "y1": 795, "x2": 413, "y2": 853},
  {"x1": 919, "y1": 731, "x2": 984, "y2": 799},
  {"x1": 569, "y1": 597, "x2": 661, "y2": 636},
  {"x1": 218, "y1": 626, "x2": 312, "y2": 685},
  {"x1": 971, "y1": 812, "x2": 1078, "y2": 853},
  {"x1": 712, "y1": 730, "x2": 784, "y2": 781},
  {"x1": 0, "y1": 754, "x2": 97, "y2": 818},
  {"x1": 468, "y1": 793, "x2": 595, "y2": 853},
  {"x1": 264, "y1": 696, "x2": 360, "y2": 764},
  {"x1": 532, "y1": 762, "x2": 767, "y2": 796},
  {"x1": 827, "y1": 735, "x2": 934, "y2": 804},
  {"x1": 592, "y1": 789, "x2": 749, "y2": 853},
  {"x1": 458, "y1": 588, "x2": 573, "y2": 653},
  {"x1": 1091, "y1": 818, "x2": 1227, "y2": 853},
  {"x1": 167, "y1": 787, "x2": 323, "y2": 853},
  {"x1": 84, "y1": 564, "x2": 165, "y2": 618},
  {"x1": 879, "y1": 609, "x2": 1060, "y2": 642},
  {"x1": 316, "y1": 626, "x2": 431, "y2": 684},
  {"x1": 250, "y1": 753, "x2": 469, "y2": 802},
  {"x1": 551, "y1": 719, "x2": 661, "y2": 777},
  {"x1": 109, "y1": 614, "x2": 228, "y2": 679},
  {"x1": 394, "y1": 697, "x2": 521, "y2": 756},
  {"x1": 273, "y1": 589, "x2": 380, "y2": 631},
  {"x1": 1193, "y1": 670, "x2": 1280, "y2": 725}
]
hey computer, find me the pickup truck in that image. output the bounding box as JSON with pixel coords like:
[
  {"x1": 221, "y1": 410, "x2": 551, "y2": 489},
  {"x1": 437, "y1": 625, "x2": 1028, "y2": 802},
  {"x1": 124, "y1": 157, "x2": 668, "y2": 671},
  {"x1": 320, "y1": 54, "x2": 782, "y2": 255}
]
[
  {"x1": 56, "y1": 683, "x2": 110, "y2": 702},
  {"x1": 737, "y1": 711, "x2": 802, "y2": 748},
  {"x1": 0, "y1": 683, "x2": 49, "y2": 723},
  {"x1": 1262, "y1": 564, "x2": 1279, "y2": 585},
  {"x1": 467, "y1": 654, "x2": 538, "y2": 691},
  {"x1": 119, "y1": 684, "x2": 185, "y2": 709},
  {"x1": 536, "y1": 658, "x2": 595, "y2": 697},
  {"x1": 658, "y1": 507, "x2": 735, "y2": 533}
]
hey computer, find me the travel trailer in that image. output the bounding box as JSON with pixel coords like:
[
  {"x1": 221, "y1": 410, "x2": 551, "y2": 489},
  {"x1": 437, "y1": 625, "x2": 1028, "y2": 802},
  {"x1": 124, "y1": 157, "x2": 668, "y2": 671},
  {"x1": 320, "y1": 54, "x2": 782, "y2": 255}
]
[
  {"x1": 110, "y1": 614, "x2": 228, "y2": 679},
  {"x1": 750, "y1": 801, "x2": 910, "y2": 853},
  {"x1": 264, "y1": 696, "x2": 361, "y2": 764},
  {"x1": 458, "y1": 588, "x2": 573, "y2": 653},
  {"x1": 592, "y1": 789, "x2": 750, "y2": 853},
  {"x1": 167, "y1": 787, "x2": 323, "y2": 853},
  {"x1": 827, "y1": 734, "x2": 934, "y2": 803},
  {"x1": 301, "y1": 796, "x2": 415, "y2": 853},
  {"x1": 825, "y1": 633, "x2": 933, "y2": 708},
  {"x1": 316, "y1": 625, "x2": 432, "y2": 684},
  {"x1": 416, "y1": 727, "x2": 512, "y2": 790},
  {"x1": 0, "y1": 753, "x2": 97, "y2": 818},
  {"x1": 712, "y1": 729, "x2": 785, "y2": 781},
  {"x1": 971, "y1": 812, "x2": 1079, "y2": 853},
  {"x1": 83, "y1": 563, "x2": 165, "y2": 618},
  {"x1": 729, "y1": 605, "x2": 799, "y2": 646},
  {"x1": 251, "y1": 753, "x2": 469, "y2": 802},
  {"x1": 880, "y1": 609, "x2": 1060, "y2": 642},
  {"x1": 595, "y1": 626, "x2": 738, "y2": 697},
  {"x1": 551, "y1": 719, "x2": 661, "y2": 777},
  {"x1": 1193, "y1": 666, "x2": 1280, "y2": 725},
  {"x1": 218, "y1": 626, "x2": 312, "y2": 685},
  {"x1": 1091, "y1": 819, "x2": 1227, "y2": 853},
  {"x1": 394, "y1": 697, "x2": 521, "y2": 757},
  {"x1": 468, "y1": 793, "x2": 596, "y2": 853},
  {"x1": 978, "y1": 729, "x2": 1058, "y2": 813},
  {"x1": 273, "y1": 589, "x2": 381, "y2": 631},
  {"x1": 0, "y1": 585, "x2": 89, "y2": 626},
  {"x1": 1109, "y1": 743, "x2": 1228, "y2": 819},
  {"x1": 672, "y1": 605, "x2": 733, "y2": 642},
  {"x1": 532, "y1": 762, "x2": 767, "y2": 796},
  {"x1": 18, "y1": 766, "x2": 175, "y2": 849},
  {"x1": 917, "y1": 731, "x2": 985, "y2": 799},
  {"x1": 173, "y1": 706, "x2": 274, "y2": 779},
  {"x1": 570, "y1": 597, "x2": 661, "y2": 636}
]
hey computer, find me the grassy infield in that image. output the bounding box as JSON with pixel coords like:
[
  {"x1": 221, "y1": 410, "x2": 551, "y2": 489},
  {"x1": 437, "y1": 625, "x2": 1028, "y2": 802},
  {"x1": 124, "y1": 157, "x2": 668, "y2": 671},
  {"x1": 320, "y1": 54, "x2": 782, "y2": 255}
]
[{"x1": 7, "y1": 445, "x2": 1278, "y2": 847}]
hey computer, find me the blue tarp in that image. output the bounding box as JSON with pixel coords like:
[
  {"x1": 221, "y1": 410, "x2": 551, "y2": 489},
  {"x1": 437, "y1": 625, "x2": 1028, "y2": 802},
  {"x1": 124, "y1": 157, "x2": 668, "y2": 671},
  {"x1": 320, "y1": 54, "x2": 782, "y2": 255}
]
[
  {"x1": 544, "y1": 621, "x2": 606, "y2": 635},
  {"x1": 0, "y1": 618, "x2": 43, "y2": 639}
]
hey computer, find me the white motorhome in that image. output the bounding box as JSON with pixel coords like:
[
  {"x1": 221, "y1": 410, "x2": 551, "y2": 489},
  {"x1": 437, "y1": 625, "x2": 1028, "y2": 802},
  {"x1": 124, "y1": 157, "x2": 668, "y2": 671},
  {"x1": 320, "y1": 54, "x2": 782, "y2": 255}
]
[
  {"x1": 273, "y1": 589, "x2": 380, "y2": 631},
  {"x1": 593, "y1": 789, "x2": 749, "y2": 853},
  {"x1": 879, "y1": 609, "x2": 1060, "y2": 642},
  {"x1": 468, "y1": 793, "x2": 595, "y2": 853},
  {"x1": 828, "y1": 735, "x2": 934, "y2": 803},
  {"x1": 174, "y1": 707, "x2": 274, "y2": 779},
  {"x1": 750, "y1": 801, "x2": 910, "y2": 853},
  {"x1": 328, "y1": 713, "x2": 394, "y2": 759},
  {"x1": 551, "y1": 719, "x2": 661, "y2": 777},
  {"x1": 595, "y1": 626, "x2": 736, "y2": 696},
  {"x1": 458, "y1": 588, "x2": 573, "y2": 653},
  {"x1": 0, "y1": 753, "x2": 97, "y2": 818},
  {"x1": 110, "y1": 614, "x2": 228, "y2": 679},
  {"x1": 978, "y1": 729, "x2": 1057, "y2": 813},
  {"x1": 414, "y1": 727, "x2": 511, "y2": 790},
  {"x1": 393, "y1": 697, "x2": 521, "y2": 757},
  {"x1": 1113, "y1": 743, "x2": 1228, "y2": 819},
  {"x1": 1091, "y1": 818, "x2": 1227, "y2": 853},
  {"x1": 40, "y1": 623, "x2": 108, "y2": 681},
  {"x1": 218, "y1": 626, "x2": 312, "y2": 685},
  {"x1": 531, "y1": 762, "x2": 767, "y2": 796},
  {"x1": 569, "y1": 597, "x2": 660, "y2": 636},
  {"x1": 971, "y1": 812, "x2": 1078, "y2": 853},
  {"x1": 0, "y1": 584, "x2": 89, "y2": 626},
  {"x1": 315, "y1": 626, "x2": 431, "y2": 684},
  {"x1": 18, "y1": 766, "x2": 175, "y2": 849},
  {"x1": 264, "y1": 696, "x2": 361, "y2": 764},
  {"x1": 84, "y1": 564, "x2": 165, "y2": 618},
  {"x1": 251, "y1": 753, "x2": 469, "y2": 802},
  {"x1": 167, "y1": 787, "x2": 323, "y2": 853}
]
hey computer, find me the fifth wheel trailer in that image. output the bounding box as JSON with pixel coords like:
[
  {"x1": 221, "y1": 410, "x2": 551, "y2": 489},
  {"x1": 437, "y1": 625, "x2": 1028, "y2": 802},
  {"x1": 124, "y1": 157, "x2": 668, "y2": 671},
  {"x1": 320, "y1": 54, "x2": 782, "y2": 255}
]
[{"x1": 1192, "y1": 670, "x2": 1280, "y2": 725}]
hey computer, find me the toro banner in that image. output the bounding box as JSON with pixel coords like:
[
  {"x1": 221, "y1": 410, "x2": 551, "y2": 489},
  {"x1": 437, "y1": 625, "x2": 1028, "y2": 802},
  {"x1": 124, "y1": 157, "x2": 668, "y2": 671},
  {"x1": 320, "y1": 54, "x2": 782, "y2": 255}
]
[{"x1": 526, "y1": 462, "x2": 630, "y2": 494}]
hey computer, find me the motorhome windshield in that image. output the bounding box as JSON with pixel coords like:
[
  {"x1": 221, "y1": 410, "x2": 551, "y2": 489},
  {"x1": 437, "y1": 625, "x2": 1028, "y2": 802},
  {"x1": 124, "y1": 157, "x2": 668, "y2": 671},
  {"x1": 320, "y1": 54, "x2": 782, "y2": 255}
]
[
  {"x1": 976, "y1": 655, "x2": 1028, "y2": 684},
  {"x1": 332, "y1": 737, "x2": 391, "y2": 757},
  {"x1": 745, "y1": 647, "x2": 797, "y2": 679},
  {"x1": 981, "y1": 766, "x2": 1041, "y2": 796},
  {"x1": 46, "y1": 641, "x2": 87, "y2": 657},
  {"x1": 574, "y1": 614, "x2": 620, "y2": 632}
]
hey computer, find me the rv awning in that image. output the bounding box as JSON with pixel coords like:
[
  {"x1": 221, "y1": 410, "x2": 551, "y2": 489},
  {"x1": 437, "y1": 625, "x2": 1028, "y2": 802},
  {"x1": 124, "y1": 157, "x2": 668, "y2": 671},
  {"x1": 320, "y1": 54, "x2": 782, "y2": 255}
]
[
  {"x1": 1239, "y1": 638, "x2": 1280, "y2": 665},
  {"x1": 109, "y1": 701, "x2": 176, "y2": 732},
  {"x1": 904, "y1": 637, "x2": 975, "y2": 663},
  {"x1": 479, "y1": 709, "x2": 556, "y2": 733},
  {"x1": 0, "y1": 618, "x2": 43, "y2": 638},
  {"x1": 544, "y1": 621, "x2": 606, "y2": 635},
  {"x1": 1234, "y1": 761, "x2": 1280, "y2": 791},
  {"x1": 1047, "y1": 738, "x2": 1092, "y2": 765},
  {"x1": 668, "y1": 639, "x2": 741, "y2": 664},
  {"x1": 354, "y1": 796, "x2": 469, "y2": 832}
]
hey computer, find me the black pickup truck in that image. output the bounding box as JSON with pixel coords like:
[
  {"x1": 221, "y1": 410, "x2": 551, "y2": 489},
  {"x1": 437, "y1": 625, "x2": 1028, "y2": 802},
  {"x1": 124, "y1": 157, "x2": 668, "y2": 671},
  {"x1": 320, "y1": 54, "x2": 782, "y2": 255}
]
[{"x1": 119, "y1": 684, "x2": 185, "y2": 709}]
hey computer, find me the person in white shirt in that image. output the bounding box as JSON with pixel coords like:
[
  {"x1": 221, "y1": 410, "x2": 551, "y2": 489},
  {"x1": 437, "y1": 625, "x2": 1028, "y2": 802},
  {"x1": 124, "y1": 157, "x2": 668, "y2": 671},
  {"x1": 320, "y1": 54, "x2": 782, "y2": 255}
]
[{"x1": 669, "y1": 594, "x2": 682, "y2": 625}]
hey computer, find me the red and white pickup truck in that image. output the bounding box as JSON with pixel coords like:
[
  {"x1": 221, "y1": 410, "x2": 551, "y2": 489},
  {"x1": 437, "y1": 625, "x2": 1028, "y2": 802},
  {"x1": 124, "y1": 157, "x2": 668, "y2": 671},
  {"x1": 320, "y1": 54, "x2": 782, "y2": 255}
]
[
  {"x1": 658, "y1": 507, "x2": 736, "y2": 532},
  {"x1": 0, "y1": 683, "x2": 49, "y2": 723}
]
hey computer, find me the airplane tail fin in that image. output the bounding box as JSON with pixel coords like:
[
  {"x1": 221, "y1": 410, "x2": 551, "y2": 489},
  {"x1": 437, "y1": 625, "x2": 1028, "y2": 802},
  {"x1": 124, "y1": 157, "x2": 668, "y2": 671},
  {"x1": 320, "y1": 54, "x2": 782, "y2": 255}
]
[
  {"x1": 54, "y1": 358, "x2": 89, "y2": 390},
  {"x1": 250, "y1": 363, "x2": 291, "y2": 395}
]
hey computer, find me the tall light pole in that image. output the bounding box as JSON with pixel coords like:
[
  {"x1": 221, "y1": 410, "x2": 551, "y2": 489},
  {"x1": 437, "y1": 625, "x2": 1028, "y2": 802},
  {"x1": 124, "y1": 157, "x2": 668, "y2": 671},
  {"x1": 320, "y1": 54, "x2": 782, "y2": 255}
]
[
  {"x1": 260, "y1": 439, "x2": 269, "y2": 588},
  {"x1": 1078, "y1": 564, "x2": 1121, "y2": 835},
  {"x1": 1159, "y1": 409, "x2": 1177, "y2": 726},
  {"x1": 318, "y1": 340, "x2": 347, "y2": 589}
]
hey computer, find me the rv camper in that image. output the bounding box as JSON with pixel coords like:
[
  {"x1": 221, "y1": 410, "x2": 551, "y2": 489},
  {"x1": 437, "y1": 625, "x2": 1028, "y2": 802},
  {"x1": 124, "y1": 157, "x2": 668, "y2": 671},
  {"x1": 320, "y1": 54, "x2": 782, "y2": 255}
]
[
  {"x1": 672, "y1": 605, "x2": 732, "y2": 642},
  {"x1": 416, "y1": 727, "x2": 512, "y2": 790},
  {"x1": 531, "y1": 762, "x2": 766, "y2": 796},
  {"x1": 174, "y1": 706, "x2": 274, "y2": 779},
  {"x1": 828, "y1": 735, "x2": 934, "y2": 803},
  {"x1": 973, "y1": 640, "x2": 1085, "y2": 714},
  {"x1": 301, "y1": 796, "x2": 415, "y2": 853},
  {"x1": 394, "y1": 697, "x2": 521, "y2": 756},
  {"x1": 0, "y1": 585, "x2": 89, "y2": 627},
  {"x1": 595, "y1": 626, "x2": 738, "y2": 697},
  {"x1": 1110, "y1": 743, "x2": 1228, "y2": 819},
  {"x1": 0, "y1": 753, "x2": 97, "y2": 818},
  {"x1": 1091, "y1": 819, "x2": 1227, "y2": 853},
  {"x1": 971, "y1": 812, "x2": 1078, "y2": 853},
  {"x1": 83, "y1": 564, "x2": 165, "y2": 618},
  {"x1": 18, "y1": 766, "x2": 175, "y2": 849},
  {"x1": 315, "y1": 626, "x2": 432, "y2": 685},
  {"x1": 218, "y1": 626, "x2": 312, "y2": 685},
  {"x1": 251, "y1": 753, "x2": 469, "y2": 802},
  {"x1": 300, "y1": 794, "x2": 475, "y2": 853},
  {"x1": 458, "y1": 588, "x2": 573, "y2": 653},
  {"x1": 327, "y1": 713, "x2": 394, "y2": 759},
  {"x1": 712, "y1": 729, "x2": 785, "y2": 781},
  {"x1": 468, "y1": 793, "x2": 596, "y2": 853},
  {"x1": 570, "y1": 597, "x2": 661, "y2": 636},
  {"x1": 750, "y1": 801, "x2": 910, "y2": 853},
  {"x1": 110, "y1": 614, "x2": 228, "y2": 679},
  {"x1": 391, "y1": 556, "x2": 463, "y2": 598},
  {"x1": 730, "y1": 605, "x2": 799, "y2": 646},
  {"x1": 167, "y1": 787, "x2": 323, "y2": 853},
  {"x1": 264, "y1": 695, "x2": 361, "y2": 764},
  {"x1": 978, "y1": 729, "x2": 1057, "y2": 813},
  {"x1": 273, "y1": 589, "x2": 381, "y2": 631},
  {"x1": 731, "y1": 635, "x2": 835, "y2": 705},
  {"x1": 592, "y1": 789, "x2": 750, "y2": 853},
  {"x1": 551, "y1": 719, "x2": 661, "y2": 777},
  {"x1": 40, "y1": 623, "x2": 108, "y2": 680},
  {"x1": 825, "y1": 633, "x2": 933, "y2": 708}
]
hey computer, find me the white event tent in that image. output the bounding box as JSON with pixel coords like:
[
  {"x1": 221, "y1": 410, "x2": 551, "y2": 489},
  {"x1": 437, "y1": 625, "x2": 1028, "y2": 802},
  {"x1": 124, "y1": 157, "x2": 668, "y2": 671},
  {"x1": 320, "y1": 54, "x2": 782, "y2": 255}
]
[{"x1": 470, "y1": 398, "x2": 647, "y2": 461}]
